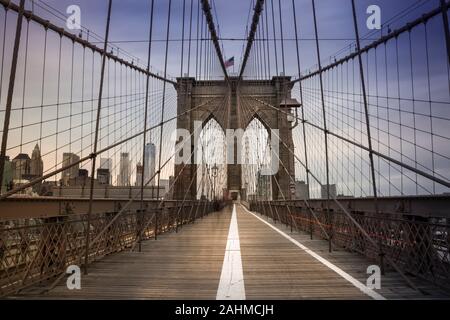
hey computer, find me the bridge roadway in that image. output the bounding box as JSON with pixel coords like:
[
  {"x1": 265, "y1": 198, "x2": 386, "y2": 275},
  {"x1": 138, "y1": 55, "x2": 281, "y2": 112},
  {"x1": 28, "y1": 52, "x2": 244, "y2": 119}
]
[{"x1": 13, "y1": 204, "x2": 448, "y2": 300}]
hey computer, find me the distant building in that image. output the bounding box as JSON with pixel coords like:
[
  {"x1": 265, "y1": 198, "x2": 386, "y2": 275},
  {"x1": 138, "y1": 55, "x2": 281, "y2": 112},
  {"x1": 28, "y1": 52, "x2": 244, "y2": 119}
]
[
  {"x1": 62, "y1": 153, "x2": 80, "y2": 185},
  {"x1": 117, "y1": 153, "x2": 130, "y2": 186},
  {"x1": 29, "y1": 144, "x2": 43, "y2": 178},
  {"x1": 1, "y1": 156, "x2": 13, "y2": 192},
  {"x1": 144, "y1": 143, "x2": 156, "y2": 186},
  {"x1": 294, "y1": 181, "x2": 309, "y2": 200},
  {"x1": 321, "y1": 184, "x2": 337, "y2": 199},
  {"x1": 78, "y1": 169, "x2": 89, "y2": 178},
  {"x1": 135, "y1": 162, "x2": 143, "y2": 186},
  {"x1": 100, "y1": 158, "x2": 112, "y2": 183},
  {"x1": 12, "y1": 153, "x2": 31, "y2": 181},
  {"x1": 66, "y1": 169, "x2": 91, "y2": 187},
  {"x1": 97, "y1": 168, "x2": 111, "y2": 185},
  {"x1": 40, "y1": 181, "x2": 57, "y2": 196}
]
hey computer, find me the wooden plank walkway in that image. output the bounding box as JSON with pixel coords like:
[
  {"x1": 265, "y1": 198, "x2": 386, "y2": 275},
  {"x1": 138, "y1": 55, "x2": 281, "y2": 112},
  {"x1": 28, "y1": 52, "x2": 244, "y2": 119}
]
[
  {"x1": 16, "y1": 210, "x2": 231, "y2": 300},
  {"x1": 13, "y1": 204, "x2": 449, "y2": 300},
  {"x1": 238, "y1": 206, "x2": 449, "y2": 300},
  {"x1": 237, "y1": 205, "x2": 369, "y2": 300}
]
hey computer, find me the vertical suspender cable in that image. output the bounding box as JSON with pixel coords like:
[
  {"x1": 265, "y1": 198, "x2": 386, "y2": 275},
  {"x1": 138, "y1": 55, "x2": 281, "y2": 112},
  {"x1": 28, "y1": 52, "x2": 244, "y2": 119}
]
[
  {"x1": 311, "y1": 0, "x2": 332, "y2": 252},
  {"x1": 19, "y1": 18, "x2": 29, "y2": 154},
  {"x1": 292, "y1": 0, "x2": 312, "y2": 227},
  {"x1": 155, "y1": 0, "x2": 172, "y2": 240},
  {"x1": 278, "y1": 0, "x2": 285, "y2": 75},
  {"x1": 264, "y1": 1, "x2": 271, "y2": 77},
  {"x1": 196, "y1": 0, "x2": 200, "y2": 79},
  {"x1": 187, "y1": 0, "x2": 194, "y2": 77},
  {"x1": 351, "y1": 0, "x2": 384, "y2": 272},
  {"x1": 39, "y1": 29, "x2": 48, "y2": 151},
  {"x1": 137, "y1": 0, "x2": 155, "y2": 252},
  {"x1": 180, "y1": 0, "x2": 186, "y2": 78},
  {"x1": 270, "y1": 0, "x2": 278, "y2": 76},
  {"x1": 0, "y1": 0, "x2": 25, "y2": 193},
  {"x1": 84, "y1": 0, "x2": 113, "y2": 274}
]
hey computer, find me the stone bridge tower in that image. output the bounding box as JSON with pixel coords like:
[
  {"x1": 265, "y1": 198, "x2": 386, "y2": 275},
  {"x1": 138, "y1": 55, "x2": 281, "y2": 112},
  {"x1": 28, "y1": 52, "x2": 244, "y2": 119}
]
[{"x1": 173, "y1": 76, "x2": 295, "y2": 201}]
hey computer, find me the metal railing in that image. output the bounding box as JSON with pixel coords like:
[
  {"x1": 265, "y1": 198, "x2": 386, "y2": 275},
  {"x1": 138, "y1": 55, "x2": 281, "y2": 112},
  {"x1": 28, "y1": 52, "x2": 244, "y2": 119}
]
[
  {"x1": 0, "y1": 200, "x2": 214, "y2": 297},
  {"x1": 250, "y1": 199, "x2": 450, "y2": 291}
]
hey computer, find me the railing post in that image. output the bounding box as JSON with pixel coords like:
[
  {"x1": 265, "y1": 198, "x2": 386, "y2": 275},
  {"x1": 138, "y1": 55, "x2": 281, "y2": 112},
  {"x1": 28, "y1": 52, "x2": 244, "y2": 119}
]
[
  {"x1": 175, "y1": 204, "x2": 184, "y2": 233},
  {"x1": 0, "y1": 0, "x2": 25, "y2": 193},
  {"x1": 290, "y1": 204, "x2": 294, "y2": 233},
  {"x1": 154, "y1": 207, "x2": 159, "y2": 240}
]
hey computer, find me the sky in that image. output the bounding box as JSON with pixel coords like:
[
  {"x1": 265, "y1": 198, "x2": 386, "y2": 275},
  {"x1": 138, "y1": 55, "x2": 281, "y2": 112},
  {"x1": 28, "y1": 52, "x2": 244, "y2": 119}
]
[
  {"x1": 23, "y1": 0, "x2": 445, "y2": 78},
  {"x1": 0, "y1": 0, "x2": 449, "y2": 197}
]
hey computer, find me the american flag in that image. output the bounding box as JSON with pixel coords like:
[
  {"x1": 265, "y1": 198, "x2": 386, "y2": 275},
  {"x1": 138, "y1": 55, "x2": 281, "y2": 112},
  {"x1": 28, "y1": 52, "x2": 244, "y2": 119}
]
[{"x1": 224, "y1": 57, "x2": 234, "y2": 68}]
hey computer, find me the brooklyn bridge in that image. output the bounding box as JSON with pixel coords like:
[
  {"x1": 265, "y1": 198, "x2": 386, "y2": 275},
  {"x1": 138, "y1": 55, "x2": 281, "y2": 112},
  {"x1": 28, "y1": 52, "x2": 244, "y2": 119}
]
[{"x1": 0, "y1": 0, "x2": 449, "y2": 300}]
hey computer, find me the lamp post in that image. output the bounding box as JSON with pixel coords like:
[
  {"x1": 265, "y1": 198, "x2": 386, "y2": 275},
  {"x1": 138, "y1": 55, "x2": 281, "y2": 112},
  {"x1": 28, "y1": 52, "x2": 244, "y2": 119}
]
[
  {"x1": 212, "y1": 163, "x2": 218, "y2": 201},
  {"x1": 280, "y1": 97, "x2": 302, "y2": 129}
]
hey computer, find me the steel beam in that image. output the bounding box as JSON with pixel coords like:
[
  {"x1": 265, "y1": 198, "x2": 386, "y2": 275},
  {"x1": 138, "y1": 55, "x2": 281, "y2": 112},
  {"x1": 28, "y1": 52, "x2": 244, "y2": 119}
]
[
  {"x1": 271, "y1": 195, "x2": 450, "y2": 218},
  {"x1": 0, "y1": 198, "x2": 188, "y2": 220},
  {"x1": 200, "y1": 0, "x2": 228, "y2": 80},
  {"x1": 239, "y1": 0, "x2": 265, "y2": 79}
]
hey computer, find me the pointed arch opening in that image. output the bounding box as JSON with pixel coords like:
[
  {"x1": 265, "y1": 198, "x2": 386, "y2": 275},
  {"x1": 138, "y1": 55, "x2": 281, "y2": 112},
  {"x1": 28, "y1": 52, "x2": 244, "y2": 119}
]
[
  {"x1": 242, "y1": 117, "x2": 273, "y2": 201},
  {"x1": 196, "y1": 117, "x2": 227, "y2": 200}
]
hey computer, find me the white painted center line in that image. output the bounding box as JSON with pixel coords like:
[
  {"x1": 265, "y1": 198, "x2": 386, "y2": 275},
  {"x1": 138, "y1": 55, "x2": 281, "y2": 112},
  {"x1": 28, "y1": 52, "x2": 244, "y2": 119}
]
[
  {"x1": 216, "y1": 204, "x2": 246, "y2": 300},
  {"x1": 241, "y1": 205, "x2": 386, "y2": 300}
]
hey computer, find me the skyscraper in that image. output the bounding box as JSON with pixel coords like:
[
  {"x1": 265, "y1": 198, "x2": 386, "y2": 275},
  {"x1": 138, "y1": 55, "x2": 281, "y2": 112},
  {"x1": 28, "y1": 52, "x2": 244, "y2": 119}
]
[
  {"x1": 135, "y1": 162, "x2": 143, "y2": 186},
  {"x1": 62, "y1": 153, "x2": 80, "y2": 183},
  {"x1": 11, "y1": 154, "x2": 31, "y2": 181},
  {"x1": 100, "y1": 158, "x2": 113, "y2": 184},
  {"x1": 144, "y1": 143, "x2": 156, "y2": 186},
  {"x1": 118, "y1": 153, "x2": 130, "y2": 186},
  {"x1": 30, "y1": 144, "x2": 44, "y2": 178}
]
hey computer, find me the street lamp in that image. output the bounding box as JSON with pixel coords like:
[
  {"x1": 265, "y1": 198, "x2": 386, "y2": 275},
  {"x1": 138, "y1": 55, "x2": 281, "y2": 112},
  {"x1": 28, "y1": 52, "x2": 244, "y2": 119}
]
[
  {"x1": 212, "y1": 163, "x2": 218, "y2": 201},
  {"x1": 280, "y1": 97, "x2": 302, "y2": 129}
]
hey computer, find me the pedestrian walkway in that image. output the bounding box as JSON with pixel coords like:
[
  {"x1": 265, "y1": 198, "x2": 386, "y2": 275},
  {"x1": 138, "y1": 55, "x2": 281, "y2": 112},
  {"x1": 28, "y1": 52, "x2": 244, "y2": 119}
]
[{"x1": 14, "y1": 204, "x2": 447, "y2": 300}]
